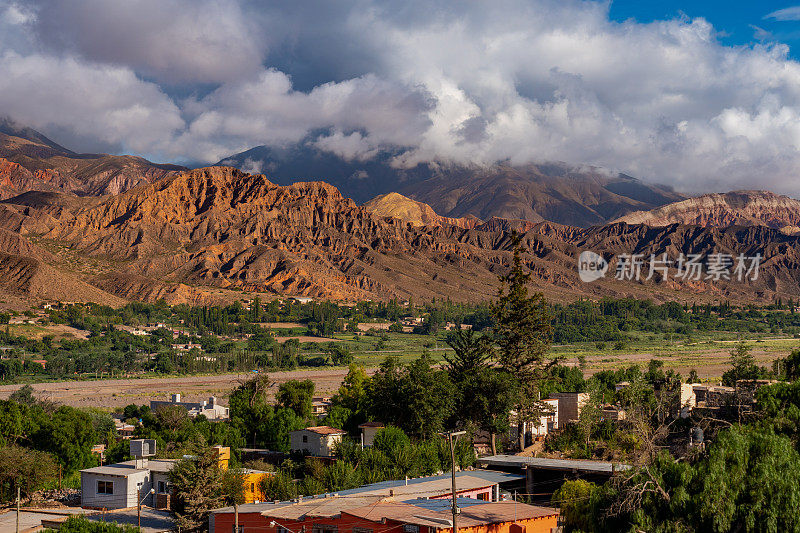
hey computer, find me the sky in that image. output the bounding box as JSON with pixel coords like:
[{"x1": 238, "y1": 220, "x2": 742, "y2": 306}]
[{"x1": 3, "y1": 1, "x2": 800, "y2": 195}]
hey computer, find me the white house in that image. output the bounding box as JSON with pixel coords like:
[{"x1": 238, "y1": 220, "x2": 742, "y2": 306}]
[
  {"x1": 290, "y1": 426, "x2": 347, "y2": 457},
  {"x1": 150, "y1": 394, "x2": 230, "y2": 420},
  {"x1": 80, "y1": 440, "x2": 177, "y2": 510}
]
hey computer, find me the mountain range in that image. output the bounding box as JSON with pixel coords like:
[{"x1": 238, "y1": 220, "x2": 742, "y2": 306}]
[
  {"x1": 216, "y1": 144, "x2": 685, "y2": 227},
  {"x1": 0, "y1": 120, "x2": 798, "y2": 305},
  {"x1": 0, "y1": 119, "x2": 184, "y2": 199}
]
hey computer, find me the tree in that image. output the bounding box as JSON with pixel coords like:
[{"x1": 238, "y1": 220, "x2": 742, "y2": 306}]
[
  {"x1": 722, "y1": 342, "x2": 766, "y2": 386},
  {"x1": 220, "y1": 467, "x2": 247, "y2": 531},
  {"x1": 691, "y1": 426, "x2": 800, "y2": 532},
  {"x1": 370, "y1": 355, "x2": 455, "y2": 438},
  {"x1": 277, "y1": 380, "x2": 315, "y2": 419},
  {"x1": 779, "y1": 348, "x2": 800, "y2": 382},
  {"x1": 333, "y1": 364, "x2": 371, "y2": 415},
  {"x1": 372, "y1": 426, "x2": 411, "y2": 454},
  {"x1": 491, "y1": 234, "x2": 556, "y2": 449},
  {"x1": 443, "y1": 329, "x2": 492, "y2": 380},
  {"x1": 328, "y1": 344, "x2": 354, "y2": 366},
  {"x1": 0, "y1": 445, "x2": 59, "y2": 501},
  {"x1": 229, "y1": 374, "x2": 274, "y2": 448},
  {"x1": 170, "y1": 444, "x2": 226, "y2": 531},
  {"x1": 455, "y1": 368, "x2": 518, "y2": 455},
  {"x1": 37, "y1": 406, "x2": 97, "y2": 473},
  {"x1": 551, "y1": 479, "x2": 601, "y2": 533}
]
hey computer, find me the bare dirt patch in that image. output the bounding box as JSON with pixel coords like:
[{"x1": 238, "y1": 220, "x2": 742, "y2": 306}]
[{"x1": 0, "y1": 368, "x2": 367, "y2": 409}]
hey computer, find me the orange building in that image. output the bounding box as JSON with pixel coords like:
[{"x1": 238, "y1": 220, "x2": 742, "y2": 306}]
[
  {"x1": 212, "y1": 445, "x2": 272, "y2": 504},
  {"x1": 210, "y1": 471, "x2": 557, "y2": 533}
]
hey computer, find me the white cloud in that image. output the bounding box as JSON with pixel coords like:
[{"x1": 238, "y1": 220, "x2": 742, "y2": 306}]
[
  {"x1": 764, "y1": 6, "x2": 800, "y2": 21},
  {"x1": 0, "y1": 51, "x2": 184, "y2": 154},
  {"x1": 32, "y1": 0, "x2": 265, "y2": 85},
  {"x1": 4, "y1": 0, "x2": 800, "y2": 195}
]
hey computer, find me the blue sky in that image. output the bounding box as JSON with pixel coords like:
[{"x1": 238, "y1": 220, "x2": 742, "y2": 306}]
[{"x1": 610, "y1": 1, "x2": 800, "y2": 58}]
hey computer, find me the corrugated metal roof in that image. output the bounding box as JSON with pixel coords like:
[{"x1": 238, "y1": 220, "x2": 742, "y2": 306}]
[
  {"x1": 212, "y1": 471, "x2": 521, "y2": 516},
  {"x1": 343, "y1": 500, "x2": 558, "y2": 527},
  {"x1": 478, "y1": 455, "x2": 630, "y2": 473}
]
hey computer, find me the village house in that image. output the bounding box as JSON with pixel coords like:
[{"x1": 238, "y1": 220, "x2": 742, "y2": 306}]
[
  {"x1": 150, "y1": 394, "x2": 230, "y2": 420},
  {"x1": 548, "y1": 392, "x2": 590, "y2": 426},
  {"x1": 209, "y1": 471, "x2": 550, "y2": 533},
  {"x1": 290, "y1": 426, "x2": 347, "y2": 457},
  {"x1": 509, "y1": 398, "x2": 559, "y2": 446},
  {"x1": 359, "y1": 421, "x2": 385, "y2": 446},
  {"x1": 171, "y1": 342, "x2": 202, "y2": 352},
  {"x1": 311, "y1": 396, "x2": 333, "y2": 417},
  {"x1": 80, "y1": 439, "x2": 178, "y2": 510},
  {"x1": 81, "y1": 442, "x2": 269, "y2": 511}
]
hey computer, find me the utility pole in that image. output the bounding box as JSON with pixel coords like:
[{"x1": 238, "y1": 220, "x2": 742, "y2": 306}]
[
  {"x1": 137, "y1": 488, "x2": 141, "y2": 530},
  {"x1": 235, "y1": 502, "x2": 239, "y2": 533},
  {"x1": 442, "y1": 430, "x2": 466, "y2": 533},
  {"x1": 15, "y1": 486, "x2": 20, "y2": 533}
]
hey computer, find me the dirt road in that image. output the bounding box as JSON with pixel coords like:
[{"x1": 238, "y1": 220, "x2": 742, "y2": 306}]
[{"x1": 0, "y1": 368, "x2": 365, "y2": 409}]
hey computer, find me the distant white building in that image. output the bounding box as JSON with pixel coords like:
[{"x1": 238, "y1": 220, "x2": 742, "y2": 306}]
[
  {"x1": 150, "y1": 394, "x2": 229, "y2": 420},
  {"x1": 358, "y1": 422, "x2": 385, "y2": 446},
  {"x1": 290, "y1": 426, "x2": 347, "y2": 457}
]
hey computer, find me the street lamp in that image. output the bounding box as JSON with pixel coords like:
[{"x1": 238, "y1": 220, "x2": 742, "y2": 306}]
[
  {"x1": 138, "y1": 487, "x2": 155, "y2": 529},
  {"x1": 439, "y1": 430, "x2": 466, "y2": 533}
]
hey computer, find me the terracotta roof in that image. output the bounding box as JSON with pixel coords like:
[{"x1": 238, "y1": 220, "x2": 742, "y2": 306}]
[
  {"x1": 302, "y1": 425, "x2": 347, "y2": 435},
  {"x1": 343, "y1": 500, "x2": 558, "y2": 528},
  {"x1": 358, "y1": 422, "x2": 385, "y2": 428}
]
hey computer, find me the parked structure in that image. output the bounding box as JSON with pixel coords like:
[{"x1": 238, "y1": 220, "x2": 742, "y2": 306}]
[
  {"x1": 150, "y1": 394, "x2": 230, "y2": 420},
  {"x1": 209, "y1": 471, "x2": 533, "y2": 533},
  {"x1": 290, "y1": 426, "x2": 347, "y2": 457}
]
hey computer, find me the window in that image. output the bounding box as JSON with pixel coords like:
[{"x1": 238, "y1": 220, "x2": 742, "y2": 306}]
[
  {"x1": 312, "y1": 524, "x2": 338, "y2": 533},
  {"x1": 353, "y1": 528, "x2": 373, "y2": 533},
  {"x1": 302, "y1": 435, "x2": 308, "y2": 443},
  {"x1": 97, "y1": 481, "x2": 113, "y2": 494},
  {"x1": 158, "y1": 481, "x2": 168, "y2": 494},
  {"x1": 403, "y1": 525, "x2": 419, "y2": 533}
]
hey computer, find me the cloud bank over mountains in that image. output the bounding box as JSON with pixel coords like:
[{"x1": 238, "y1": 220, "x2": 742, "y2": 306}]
[{"x1": 3, "y1": 0, "x2": 800, "y2": 194}]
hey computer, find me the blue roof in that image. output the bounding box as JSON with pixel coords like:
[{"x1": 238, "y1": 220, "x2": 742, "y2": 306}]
[{"x1": 332, "y1": 470, "x2": 522, "y2": 498}]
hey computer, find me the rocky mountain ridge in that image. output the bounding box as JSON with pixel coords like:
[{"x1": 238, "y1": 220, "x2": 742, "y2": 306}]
[
  {"x1": 0, "y1": 119, "x2": 185, "y2": 199},
  {"x1": 615, "y1": 191, "x2": 800, "y2": 234},
  {"x1": 0, "y1": 165, "x2": 793, "y2": 305}
]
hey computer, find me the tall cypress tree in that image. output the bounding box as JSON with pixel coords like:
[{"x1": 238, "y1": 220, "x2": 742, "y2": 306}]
[{"x1": 491, "y1": 233, "x2": 557, "y2": 450}]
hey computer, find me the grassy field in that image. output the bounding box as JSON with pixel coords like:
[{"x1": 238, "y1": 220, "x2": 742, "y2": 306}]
[{"x1": 314, "y1": 327, "x2": 798, "y2": 380}]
